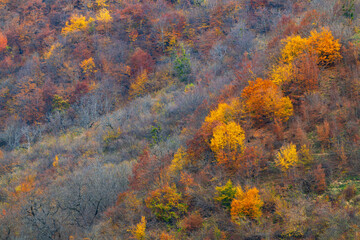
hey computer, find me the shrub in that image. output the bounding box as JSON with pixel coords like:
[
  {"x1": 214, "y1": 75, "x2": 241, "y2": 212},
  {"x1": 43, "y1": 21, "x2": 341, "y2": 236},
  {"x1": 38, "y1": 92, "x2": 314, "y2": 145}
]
[
  {"x1": 174, "y1": 45, "x2": 192, "y2": 83},
  {"x1": 230, "y1": 186, "x2": 263, "y2": 221},
  {"x1": 145, "y1": 185, "x2": 187, "y2": 223},
  {"x1": 214, "y1": 180, "x2": 237, "y2": 210},
  {"x1": 181, "y1": 212, "x2": 203, "y2": 231}
]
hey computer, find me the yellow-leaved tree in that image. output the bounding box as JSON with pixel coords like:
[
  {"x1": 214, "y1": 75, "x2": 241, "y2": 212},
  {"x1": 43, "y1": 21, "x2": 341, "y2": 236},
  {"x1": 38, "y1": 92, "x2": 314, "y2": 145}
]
[
  {"x1": 96, "y1": 8, "x2": 112, "y2": 23},
  {"x1": 80, "y1": 57, "x2": 96, "y2": 75},
  {"x1": 129, "y1": 70, "x2": 149, "y2": 99},
  {"x1": 210, "y1": 121, "x2": 245, "y2": 172},
  {"x1": 281, "y1": 35, "x2": 309, "y2": 64},
  {"x1": 275, "y1": 143, "x2": 299, "y2": 173},
  {"x1": 271, "y1": 28, "x2": 341, "y2": 86},
  {"x1": 62, "y1": 15, "x2": 94, "y2": 36},
  {"x1": 204, "y1": 99, "x2": 241, "y2": 126},
  {"x1": 230, "y1": 186, "x2": 263, "y2": 222},
  {"x1": 128, "y1": 216, "x2": 146, "y2": 240},
  {"x1": 53, "y1": 155, "x2": 59, "y2": 168},
  {"x1": 96, "y1": 8, "x2": 112, "y2": 32},
  {"x1": 168, "y1": 147, "x2": 188, "y2": 177}
]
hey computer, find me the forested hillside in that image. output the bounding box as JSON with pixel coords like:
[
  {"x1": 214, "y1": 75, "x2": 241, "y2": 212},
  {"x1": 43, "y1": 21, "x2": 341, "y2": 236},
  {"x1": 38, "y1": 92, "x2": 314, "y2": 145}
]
[{"x1": 0, "y1": 0, "x2": 359, "y2": 239}]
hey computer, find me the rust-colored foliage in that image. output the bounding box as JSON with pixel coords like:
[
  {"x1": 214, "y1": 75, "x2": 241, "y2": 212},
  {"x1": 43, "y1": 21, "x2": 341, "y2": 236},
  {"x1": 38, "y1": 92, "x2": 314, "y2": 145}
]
[
  {"x1": 129, "y1": 149, "x2": 160, "y2": 190},
  {"x1": 282, "y1": 53, "x2": 320, "y2": 103},
  {"x1": 13, "y1": 79, "x2": 46, "y2": 124},
  {"x1": 0, "y1": 32, "x2": 7, "y2": 52},
  {"x1": 129, "y1": 48, "x2": 155, "y2": 76},
  {"x1": 241, "y1": 78, "x2": 293, "y2": 125},
  {"x1": 71, "y1": 81, "x2": 90, "y2": 103},
  {"x1": 316, "y1": 120, "x2": 331, "y2": 148},
  {"x1": 181, "y1": 212, "x2": 203, "y2": 231},
  {"x1": 314, "y1": 164, "x2": 326, "y2": 193},
  {"x1": 159, "y1": 232, "x2": 176, "y2": 240}
]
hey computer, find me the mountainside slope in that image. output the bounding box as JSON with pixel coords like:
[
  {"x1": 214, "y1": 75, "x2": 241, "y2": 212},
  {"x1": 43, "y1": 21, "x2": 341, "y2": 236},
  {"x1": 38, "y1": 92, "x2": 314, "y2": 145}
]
[{"x1": 0, "y1": 0, "x2": 359, "y2": 239}]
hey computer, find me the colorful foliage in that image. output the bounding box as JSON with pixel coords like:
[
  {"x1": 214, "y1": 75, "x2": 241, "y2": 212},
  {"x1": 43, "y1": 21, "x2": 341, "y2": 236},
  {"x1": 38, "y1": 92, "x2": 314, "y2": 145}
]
[
  {"x1": 145, "y1": 185, "x2": 187, "y2": 223},
  {"x1": 214, "y1": 180, "x2": 237, "y2": 210},
  {"x1": 241, "y1": 78, "x2": 293, "y2": 124},
  {"x1": 210, "y1": 121, "x2": 245, "y2": 171},
  {"x1": 129, "y1": 70, "x2": 149, "y2": 99},
  {"x1": 204, "y1": 99, "x2": 241, "y2": 126},
  {"x1": 128, "y1": 216, "x2": 147, "y2": 240},
  {"x1": 0, "y1": 32, "x2": 7, "y2": 52},
  {"x1": 230, "y1": 186, "x2": 263, "y2": 221},
  {"x1": 275, "y1": 143, "x2": 299, "y2": 173},
  {"x1": 308, "y1": 28, "x2": 342, "y2": 66},
  {"x1": 62, "y1": 15, "x2": 95, "y2": 35},
  {"x1": 168, "y1": 146, "x2": 188, "y2": 177},
  {"x1": 96, "y1": 8, "x2": 112, "y2": 23},
  {"x1": 80, "y1": 57, "x2": 96, "y2": 74}
]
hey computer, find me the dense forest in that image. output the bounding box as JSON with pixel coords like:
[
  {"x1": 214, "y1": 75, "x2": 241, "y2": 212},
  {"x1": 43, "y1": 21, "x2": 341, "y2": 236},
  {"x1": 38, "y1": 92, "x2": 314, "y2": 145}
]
[{"x1": 0, "y1": 0, "x2": 359, "y2": 239}]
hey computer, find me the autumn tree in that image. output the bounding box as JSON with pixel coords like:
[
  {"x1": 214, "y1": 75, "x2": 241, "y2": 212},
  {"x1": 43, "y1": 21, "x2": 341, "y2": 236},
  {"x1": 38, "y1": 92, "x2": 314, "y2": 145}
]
[
  {"x1": 129, "y1": 70, "x2": 149, "y2": 99},
  {"x1": 96, "y1": 8, "x2": 113, "y2": 33},
  {"x1": 275, "y1": 143, "x2": 299, "y2": 174},
  {"x1": 204, "y1": 99, "x2": 241, "y2": 126},
  {"x1": 62, "y1": 14, "x2": 95, "y2": 36},
  {"x1": 282, "y1": 53, "x2": 320, "y2": 102},
  {"x1": 128, "y1": 216, "x2": 146, "y2": 240},
  {"x1": 314, "y1": 164, "x2": 326, "y2": 193},
  {"x1": 271, "y1": 29, "x2": 341, "y2": 86},
  {"x1": 241, "y1": 78, "x2": 293, "y2": 125},
  {"x1": 210, "y1": 121, "x2": 246, "y2": 172},
  {"x1": 214, "y1": 180, "x2": 237, "y2": 211},
  {"x1": 145, "y1": 185, "x2": 187, "y2": 223},
  {"x1": 13, "y1": 79, "x2": 46, "y2": 124},
  {"x1": 0, "y1": 32, "x2": 7, "y2": 52},
  {"x1": 129, "y1": 48, "x2": 155, "y2": 76},
  {"x1": 307, "y1": 28, "x2": 342, "y2": 66},
  {"x1": 168, "y1": 146, "x2": 189, "y2": 177},
  {"x1": 230, "y1": 186, "x2": 263, "y2": 221},
  {"x1": 80, "y1": 57, "x2": 97, "y2": 79}
]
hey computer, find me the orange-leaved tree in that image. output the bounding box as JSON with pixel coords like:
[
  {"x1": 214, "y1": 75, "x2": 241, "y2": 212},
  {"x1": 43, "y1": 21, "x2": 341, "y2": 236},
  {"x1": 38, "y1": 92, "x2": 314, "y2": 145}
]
[
  {"x1": 307, "y1": 28, "x2": 342, "y2": 66},
  {"x1": 0, "y1": 32, "x2": 7, "y2": 52},
  {"x1": 241, "y1": 78, "x2": 293, "y2": 125},
  {"x1": 230, "y1": 186, "x2": 263, "y2": 222}
]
